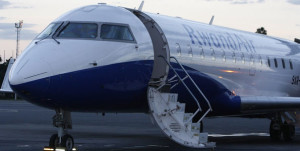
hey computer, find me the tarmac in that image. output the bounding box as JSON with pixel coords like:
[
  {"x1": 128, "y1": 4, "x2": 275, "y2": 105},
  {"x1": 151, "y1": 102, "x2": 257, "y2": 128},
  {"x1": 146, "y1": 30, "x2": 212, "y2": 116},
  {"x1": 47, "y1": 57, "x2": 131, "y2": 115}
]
[{"x1": 1, "y1": 100, "x2": 300, "y2": 151}]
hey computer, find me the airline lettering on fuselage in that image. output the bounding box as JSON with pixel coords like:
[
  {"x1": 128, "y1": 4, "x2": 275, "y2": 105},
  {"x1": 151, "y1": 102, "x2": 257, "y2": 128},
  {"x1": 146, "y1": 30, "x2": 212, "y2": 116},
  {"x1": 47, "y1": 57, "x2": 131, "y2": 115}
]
[{"x1": 182, "y1": 24, "x2": 256, "y2": 53}]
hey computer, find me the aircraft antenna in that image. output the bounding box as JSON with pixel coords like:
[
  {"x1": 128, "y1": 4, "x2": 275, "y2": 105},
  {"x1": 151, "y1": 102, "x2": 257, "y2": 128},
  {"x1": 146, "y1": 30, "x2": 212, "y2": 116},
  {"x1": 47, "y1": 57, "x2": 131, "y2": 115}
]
[
  {"x1": 295, "y1": 38, "x2": 300, "y2": 44},
  {"x1": 15, "y1": 20, "x2": 23, "y2": 59},
  {"x1": 138, "y1": 0, "x2": 144, "y2": 11},
  {"x1": 209, "y1": 15, "x2": 214, "y2": 25}
]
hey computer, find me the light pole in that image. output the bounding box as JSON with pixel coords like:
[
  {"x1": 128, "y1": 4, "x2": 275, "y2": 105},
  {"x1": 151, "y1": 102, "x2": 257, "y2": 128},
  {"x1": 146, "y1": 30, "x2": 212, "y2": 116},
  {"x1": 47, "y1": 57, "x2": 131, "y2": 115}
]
[
  {"x1": 14, "y1": 20, "x2": 23, "y2": 100},
  {"x1": 15, "y1": 20, "x2": 23, "y2": 59}
]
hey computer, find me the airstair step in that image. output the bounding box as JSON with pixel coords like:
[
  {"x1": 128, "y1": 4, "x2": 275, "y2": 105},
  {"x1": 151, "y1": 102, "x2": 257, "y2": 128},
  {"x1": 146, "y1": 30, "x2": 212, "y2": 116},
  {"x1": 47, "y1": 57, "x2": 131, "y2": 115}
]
[
  {"x1": 176, "y1": 102, "x2": 185, "y2": 112},
  {"x1": 198, "y1": 133, "x2": 208, "y2": 144},
  {"x1": 147, "y1": 86, "x2": 215, "y2": 149},
  {"x1": 172, "y1": 103, "x2": 185, "y2": 122},
  {"x1": 169, "y1": 123, "x2": 181, "y2": 132},
  {"x1": 191, "y1": 123, "x2": 201, "y2": 132},
  {"x1": 183, "y1": 113, "x2": 193, "y2": 123}
]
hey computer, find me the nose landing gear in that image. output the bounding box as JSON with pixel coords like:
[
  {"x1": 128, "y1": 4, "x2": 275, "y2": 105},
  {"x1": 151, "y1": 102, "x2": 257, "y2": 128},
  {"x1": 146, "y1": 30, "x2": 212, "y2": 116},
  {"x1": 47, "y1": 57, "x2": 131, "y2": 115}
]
[{"x1": 45, "y1": 109, "x2": 75, "y2": 151}]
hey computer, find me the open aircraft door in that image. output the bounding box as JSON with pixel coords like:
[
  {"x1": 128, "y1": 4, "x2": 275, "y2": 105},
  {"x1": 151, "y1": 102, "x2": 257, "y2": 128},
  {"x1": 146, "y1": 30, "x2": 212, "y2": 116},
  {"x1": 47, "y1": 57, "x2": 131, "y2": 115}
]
[
  {"x1": 131, "y1": 10, "x2": 170, "y2": 85},
  {"x1": 128, "y1": 9, "x2": 215, "y2": 149}
]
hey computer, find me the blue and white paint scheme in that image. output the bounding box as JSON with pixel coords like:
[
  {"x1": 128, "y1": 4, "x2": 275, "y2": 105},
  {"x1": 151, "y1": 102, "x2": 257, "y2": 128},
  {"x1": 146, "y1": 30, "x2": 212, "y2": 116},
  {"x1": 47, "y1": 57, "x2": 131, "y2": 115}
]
[{"x1": 7, "y1": 3, "x2": 300, "y2": 150}]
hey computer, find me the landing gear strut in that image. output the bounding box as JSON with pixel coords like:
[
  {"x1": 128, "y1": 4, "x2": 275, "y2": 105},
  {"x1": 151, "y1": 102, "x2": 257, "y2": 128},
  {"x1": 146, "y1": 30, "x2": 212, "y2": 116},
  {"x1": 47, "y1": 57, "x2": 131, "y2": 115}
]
[
  {"x1": 269, "y1": 113, "x2": 295, "y2": 141},
  {"x1": 48, "y1": 109, "x2": 74, "y2": 151}
]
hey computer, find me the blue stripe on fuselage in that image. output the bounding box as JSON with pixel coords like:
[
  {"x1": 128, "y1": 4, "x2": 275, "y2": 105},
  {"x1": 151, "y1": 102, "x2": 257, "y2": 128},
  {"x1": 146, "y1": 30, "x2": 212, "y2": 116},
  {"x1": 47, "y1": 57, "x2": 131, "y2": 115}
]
[
  {"x1": 10, "y1": 60, "x2": 241, "y2": 116},
  {"x1": 168, "y1": 63, "x2": 241, "y2": 116}
]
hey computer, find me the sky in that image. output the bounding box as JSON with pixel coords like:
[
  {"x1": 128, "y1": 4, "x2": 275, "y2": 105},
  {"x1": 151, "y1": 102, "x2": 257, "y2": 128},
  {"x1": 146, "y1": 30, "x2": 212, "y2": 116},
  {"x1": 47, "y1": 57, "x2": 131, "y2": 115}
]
[{"x1": 0, "y1": 0, "x2": 299, "y2": 61}]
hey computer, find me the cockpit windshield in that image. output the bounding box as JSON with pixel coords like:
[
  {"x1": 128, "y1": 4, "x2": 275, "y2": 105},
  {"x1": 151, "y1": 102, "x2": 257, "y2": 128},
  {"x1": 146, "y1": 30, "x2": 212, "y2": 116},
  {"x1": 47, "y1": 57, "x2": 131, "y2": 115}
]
[
  {"x1": 101, "y1": 24, "x2": 134, "y2": 41},
  {"x1": 35, "y1": 22, "x2": 135, "y2": 43},
  {"x1": 36, "y1": 23, "x2": 61, "y2": 39},
  {"x1": 57, "y1": 23, "x2": 98, "y2": 39}
]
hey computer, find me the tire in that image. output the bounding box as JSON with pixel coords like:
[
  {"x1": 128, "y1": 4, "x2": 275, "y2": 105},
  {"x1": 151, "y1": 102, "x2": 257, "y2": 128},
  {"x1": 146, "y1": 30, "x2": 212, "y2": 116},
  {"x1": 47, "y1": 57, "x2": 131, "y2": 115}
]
[
  {"x1": 269, "y1": 121, "x2": 281, "y2": 141},
  {"x1": 61, "y1": 134, "x2": 74, "y2": 151},
  {"x1": 282, "y1": 123, "x2": 295, "y2": 141},
  {"x1": 49, "y1": 134, "x2": 59, "y2": 147}
]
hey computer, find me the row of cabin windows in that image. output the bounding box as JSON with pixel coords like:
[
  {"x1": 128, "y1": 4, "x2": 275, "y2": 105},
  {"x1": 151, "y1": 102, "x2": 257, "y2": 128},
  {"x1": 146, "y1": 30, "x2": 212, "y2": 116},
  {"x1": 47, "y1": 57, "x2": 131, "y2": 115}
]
[
  {"x1": 268, "y1": 58, "x2": 293, "y2": 70},
  {"x1": 176, "y1": 44, "x2": 262, "y2": 64},
  {"x1": 175, "y1": 44, "x2": 294, "y2": 70}
]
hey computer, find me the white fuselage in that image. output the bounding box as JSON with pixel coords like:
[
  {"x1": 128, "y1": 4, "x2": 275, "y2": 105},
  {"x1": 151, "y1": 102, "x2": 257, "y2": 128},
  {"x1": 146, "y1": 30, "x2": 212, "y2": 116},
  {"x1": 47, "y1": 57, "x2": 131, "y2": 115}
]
[{"x1": 8, "y1": 4, "x2": 300, "y2": 115}]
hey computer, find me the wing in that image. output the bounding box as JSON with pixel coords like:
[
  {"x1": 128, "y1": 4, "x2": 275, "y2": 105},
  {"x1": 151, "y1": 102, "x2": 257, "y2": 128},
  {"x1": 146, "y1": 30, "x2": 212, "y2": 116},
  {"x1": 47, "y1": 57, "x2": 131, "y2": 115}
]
[
  {"x1": 241, "y1": 96, "x2": 300, "y2": 125},
  {"x1": 241, "y1": 96, "x2": 300, "y2": 113}
]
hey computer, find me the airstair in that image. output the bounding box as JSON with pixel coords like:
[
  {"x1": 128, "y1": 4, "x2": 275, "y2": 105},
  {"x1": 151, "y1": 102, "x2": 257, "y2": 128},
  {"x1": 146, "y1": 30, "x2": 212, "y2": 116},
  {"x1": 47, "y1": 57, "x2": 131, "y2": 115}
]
[{"x1": 147, "y1": 56, "x2": 215, "y2": 149}]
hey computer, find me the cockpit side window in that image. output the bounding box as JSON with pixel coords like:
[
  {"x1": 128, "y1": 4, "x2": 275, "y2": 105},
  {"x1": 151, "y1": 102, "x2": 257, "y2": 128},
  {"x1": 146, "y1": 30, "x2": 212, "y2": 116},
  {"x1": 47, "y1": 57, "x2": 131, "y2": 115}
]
[
  {"x1": 101, "y1": 24, "x2": 134, "y2": 41},
  {"x1": 36, "y1": 23, "x2": 61, "y2": 39},
  {"x1": 57, "y1": 23, "x2": 98, "y2": 38}
]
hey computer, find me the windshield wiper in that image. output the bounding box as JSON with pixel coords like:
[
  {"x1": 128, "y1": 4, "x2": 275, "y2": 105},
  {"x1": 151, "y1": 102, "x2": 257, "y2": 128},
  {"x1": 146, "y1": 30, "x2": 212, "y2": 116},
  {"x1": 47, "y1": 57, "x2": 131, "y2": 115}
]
[{"x1": 51, "y1": 22, "x2": 65, "y2": 44}]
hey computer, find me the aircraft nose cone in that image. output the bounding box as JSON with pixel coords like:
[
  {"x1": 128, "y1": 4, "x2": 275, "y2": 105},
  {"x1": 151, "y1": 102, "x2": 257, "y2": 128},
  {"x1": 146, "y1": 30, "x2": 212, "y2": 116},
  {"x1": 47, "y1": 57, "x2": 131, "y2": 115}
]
[
  {"x1": 9, "y1": 58, "x2": 52, "y2": 98},
  {"x1": 9, "y1": 67, "x2": 24, "y2": 86}
]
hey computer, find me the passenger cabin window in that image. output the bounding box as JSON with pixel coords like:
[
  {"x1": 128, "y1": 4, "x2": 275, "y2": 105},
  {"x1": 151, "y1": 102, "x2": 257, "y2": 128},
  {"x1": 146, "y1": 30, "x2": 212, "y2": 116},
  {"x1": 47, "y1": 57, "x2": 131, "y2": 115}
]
[
  {"x1": 281, "y1": 58, "x2": 286, "y2": 69},
  {"x1": 250, "y1": 55, "x2": 254, "y2": 65},
  {"x1": 58, "y1": 23, "x2": 98, "y2": 38},
  {"x1": 187, "y1": 45, "x2": 193, "y2": 57},
  {"x1": 232, "y1": 52, "x2": 236, "y2": 63},
  {"x1": 267, "y1": 58, "x2": 271, "y2": 67},
  {"x1": 274, "y1": 58, "x2": 278, "y2": 68},
  {"x1": 199, "y1": 46, "x2": 204, "y2": 59},
  {"x1": 222, "y1": 50, "x2": 226, "y2": 62},
  {"x1": 101, "y1": 24, "x2": 134, "y2": 41},
  {"x1": 289, "y1": 59, "x2": 294, "y2": 70},
  {"x1": 258, "y1": 56, "x2": 263, "y2": 65},
  {"x1": 36, "y1": 23, "x2": 61, "y2": 39},
  {"x1": 241, "y1": 53, "x2": 245, "y2": 64},
  {"x1": 210, "y1": 48, "x2": 216, "y2": 61}
]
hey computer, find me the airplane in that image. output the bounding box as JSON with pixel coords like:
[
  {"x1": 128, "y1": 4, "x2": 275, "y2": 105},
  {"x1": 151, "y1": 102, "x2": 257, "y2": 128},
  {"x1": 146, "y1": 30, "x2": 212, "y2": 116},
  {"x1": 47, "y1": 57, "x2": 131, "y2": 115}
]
[{"x1": 7, "y1": 2, "x2": 300, "y2": 151}]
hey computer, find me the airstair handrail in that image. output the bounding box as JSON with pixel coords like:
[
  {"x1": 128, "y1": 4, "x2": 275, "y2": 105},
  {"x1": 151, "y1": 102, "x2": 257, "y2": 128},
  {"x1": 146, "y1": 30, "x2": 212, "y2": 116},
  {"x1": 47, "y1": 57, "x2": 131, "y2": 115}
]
[
  {"x1": 157, "y1": 55, "x2": 213, "y2": 124},
  {"x1": 169, "y1": 56, "x2": 213, "y2": 111},
  {"x1": 158, "y1": 56, "x2": 202, "y2": 112}
]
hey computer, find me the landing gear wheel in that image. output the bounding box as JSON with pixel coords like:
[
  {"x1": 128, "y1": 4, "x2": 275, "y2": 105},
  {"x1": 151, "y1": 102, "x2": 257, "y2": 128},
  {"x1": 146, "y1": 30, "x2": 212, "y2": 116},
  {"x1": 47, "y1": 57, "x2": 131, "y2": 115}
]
[
  {"x1": 269, "y1": 121, "x2": 281, "y2": 141},
  {"x1": 49, "y1": 134, "x2": 74, "y2": 151},
  {"x1": 61, "y1": 134, "x2": 74, "y2": 151},
  {"x1": 282, "y1": 122, "x2": 295, "y2": 141},
  {"x1": 49, "y1": 134, "x2": 59, "y2": 147}
]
